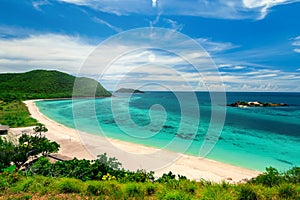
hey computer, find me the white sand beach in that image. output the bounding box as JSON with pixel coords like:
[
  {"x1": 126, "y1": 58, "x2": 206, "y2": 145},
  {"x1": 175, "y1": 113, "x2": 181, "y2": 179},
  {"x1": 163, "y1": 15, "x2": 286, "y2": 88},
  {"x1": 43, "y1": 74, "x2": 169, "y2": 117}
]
[{"x1": 19, "y1": 100, "x2": 261, "y2": 182}]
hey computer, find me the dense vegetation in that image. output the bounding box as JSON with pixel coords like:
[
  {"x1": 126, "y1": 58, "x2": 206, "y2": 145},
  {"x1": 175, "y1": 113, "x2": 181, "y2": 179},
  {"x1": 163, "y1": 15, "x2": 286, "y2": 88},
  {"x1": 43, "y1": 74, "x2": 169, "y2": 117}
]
[
  {"x1": 0, "y1": 70, "x2": 111, "y2": 101},
  {"x1": 1, "y1": 160, "x2": 300, "y2": 199},
  {"x1": 1, "y1": 126, "x2": 300, "y2": 199},
  {"x1": 0, "y1": 100, "x2": 38, "y2": 127}
]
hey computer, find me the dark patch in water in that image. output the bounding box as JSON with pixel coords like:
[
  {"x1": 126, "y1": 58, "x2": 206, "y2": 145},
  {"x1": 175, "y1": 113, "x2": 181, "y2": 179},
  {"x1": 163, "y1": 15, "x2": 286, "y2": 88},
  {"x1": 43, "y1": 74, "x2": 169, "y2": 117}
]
[
  {"x1": 176, "y1": 133, "x2": 194, "y2": 140},
  {"x1": 102, "y1": 119, "x2": 116, "y2": 124},
  {"x1": 232, "y1": 143, "x2": 242, "y2": 148},
  {"x1": 276, "y1": 159, "x2": 293, "y2": 165},
  {"x1": 163, "y1": 125, "x2": 173, "y2": 129}
]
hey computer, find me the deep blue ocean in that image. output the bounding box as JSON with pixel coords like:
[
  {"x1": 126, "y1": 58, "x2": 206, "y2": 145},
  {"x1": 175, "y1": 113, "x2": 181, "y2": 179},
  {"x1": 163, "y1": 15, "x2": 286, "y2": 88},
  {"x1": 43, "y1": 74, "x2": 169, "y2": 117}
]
[{"x1": 36, "y1": 92, "x2": 300, "y2": 171}]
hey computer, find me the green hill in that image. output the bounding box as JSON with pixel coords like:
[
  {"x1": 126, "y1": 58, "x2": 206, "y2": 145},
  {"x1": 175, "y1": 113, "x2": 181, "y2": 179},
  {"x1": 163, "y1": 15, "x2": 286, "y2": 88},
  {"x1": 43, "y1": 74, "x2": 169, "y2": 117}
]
[{"x1": 0, "y1": 70, "x2": 111, "y2": 101}]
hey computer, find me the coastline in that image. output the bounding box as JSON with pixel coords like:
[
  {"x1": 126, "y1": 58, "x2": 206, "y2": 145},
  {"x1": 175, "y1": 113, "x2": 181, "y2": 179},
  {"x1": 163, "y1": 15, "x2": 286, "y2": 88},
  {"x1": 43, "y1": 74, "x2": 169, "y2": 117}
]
[{"x1": 21, "y1": 99, "x2": 261, "y2": 182}]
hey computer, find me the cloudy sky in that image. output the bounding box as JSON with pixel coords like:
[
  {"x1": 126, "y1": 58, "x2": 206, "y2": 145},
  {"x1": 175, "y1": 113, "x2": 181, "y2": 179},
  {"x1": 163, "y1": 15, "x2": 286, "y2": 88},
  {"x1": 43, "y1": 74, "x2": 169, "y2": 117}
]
[{"x1": 1, "y1": 0, "x2": 300, "y2": 91}]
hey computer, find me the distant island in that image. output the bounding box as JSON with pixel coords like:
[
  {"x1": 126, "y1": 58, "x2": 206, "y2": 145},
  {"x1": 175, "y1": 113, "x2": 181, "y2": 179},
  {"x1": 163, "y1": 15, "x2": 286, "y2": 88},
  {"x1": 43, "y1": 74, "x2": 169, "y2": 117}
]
[
  {"x1": 228, "y1": 101, "x2": 288, "y2": 108},
  {"x1": 114, "y1": 88, "x2": 144, "y2": 94}
]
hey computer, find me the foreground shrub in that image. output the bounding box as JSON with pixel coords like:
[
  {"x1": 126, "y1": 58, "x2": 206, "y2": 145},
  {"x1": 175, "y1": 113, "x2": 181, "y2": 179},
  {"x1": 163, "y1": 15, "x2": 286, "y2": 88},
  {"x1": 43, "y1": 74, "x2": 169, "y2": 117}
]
[
  {"x1": 144, "y1": 182, "x2": 158, "y2": 196},
  {"x1": 284, "y1": 167, "x2": 300, "y2": 184},
  {"x1": 251, "y1": 167, "x2": 281, "y2": 187},
  {"x1": 160, "y1": 190, "x2": 191, "y2": 200},
  {"x1": 238, "y1": 185, "x2": 259, "y2": 200},
  {"x1": 124, "y1": 183, "x2": 145, "y2": 198},
  {"x1": 56, "y1": 178, "x2": 83, "y2": 193},
  {"x1": 251, "y1": 166, "x2": 300, "y2": 187},
  {"x1": 179, "y1": 180, "x2": 198, "y2": 194},
  {"x1": 277, "y1": 183, "x2": 297, "y2": 199}
]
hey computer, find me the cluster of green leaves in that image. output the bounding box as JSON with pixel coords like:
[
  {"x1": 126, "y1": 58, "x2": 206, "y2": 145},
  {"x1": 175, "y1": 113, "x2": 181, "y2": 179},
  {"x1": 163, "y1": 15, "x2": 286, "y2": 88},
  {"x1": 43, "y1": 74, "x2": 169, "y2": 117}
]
[
  {"x1": 0, "y1": 100, "x2": 38, "y2": 127},
  {"x1": 27, "y1": 154, "x2": 155, "y2": 183},
  {"x1": 0, "y1": 70, "x2": 111, "y2": 101},
  {"x1": 250, "y1": 166, "x2": 300, "y2": 187},
  {"x1": 0, "y1": 125, "x2": 60, "y2": 170}
]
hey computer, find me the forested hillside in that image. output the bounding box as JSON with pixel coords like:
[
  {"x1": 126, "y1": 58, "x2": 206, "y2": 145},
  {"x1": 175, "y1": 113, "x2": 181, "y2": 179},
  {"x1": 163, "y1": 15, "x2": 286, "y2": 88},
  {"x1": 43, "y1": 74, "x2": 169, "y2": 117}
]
[{"x1": 0, "y1": 70, "x2": 111, "y2": 101}]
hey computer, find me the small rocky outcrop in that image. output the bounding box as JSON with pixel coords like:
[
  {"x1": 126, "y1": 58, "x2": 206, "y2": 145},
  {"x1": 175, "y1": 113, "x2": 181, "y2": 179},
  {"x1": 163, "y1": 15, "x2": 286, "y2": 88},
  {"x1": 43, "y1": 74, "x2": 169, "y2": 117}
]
[{"x1": 227, "y1": 101, "x2": 288, "y2": 107}]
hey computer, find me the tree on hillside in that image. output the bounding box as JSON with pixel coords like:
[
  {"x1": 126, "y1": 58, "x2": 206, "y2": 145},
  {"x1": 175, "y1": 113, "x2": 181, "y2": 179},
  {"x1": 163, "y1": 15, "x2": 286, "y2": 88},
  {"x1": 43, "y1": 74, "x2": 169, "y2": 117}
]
[
  {"x1": 0, "y1": 125, "x2": 59, "y2": 171},
  {"x1": 33, "y1": 123, "x2": 48, "y2": 137},
  {"x1": 0, "y1": 137, "x2": 15, "y2": 170}
]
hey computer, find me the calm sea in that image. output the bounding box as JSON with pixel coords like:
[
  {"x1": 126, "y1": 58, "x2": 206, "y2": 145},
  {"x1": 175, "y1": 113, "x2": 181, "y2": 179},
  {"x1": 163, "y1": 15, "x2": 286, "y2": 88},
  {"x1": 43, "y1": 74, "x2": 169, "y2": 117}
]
[{"x1": 36, "y1": 92, "x2": 300, "y2": 171}]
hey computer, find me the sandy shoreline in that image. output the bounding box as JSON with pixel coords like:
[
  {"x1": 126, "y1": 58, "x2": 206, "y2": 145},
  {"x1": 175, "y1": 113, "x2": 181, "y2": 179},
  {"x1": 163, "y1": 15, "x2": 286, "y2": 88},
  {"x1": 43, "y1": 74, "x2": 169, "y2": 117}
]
[{"x1": 19, "y1": 99, "x2": 261, "y2": 182}]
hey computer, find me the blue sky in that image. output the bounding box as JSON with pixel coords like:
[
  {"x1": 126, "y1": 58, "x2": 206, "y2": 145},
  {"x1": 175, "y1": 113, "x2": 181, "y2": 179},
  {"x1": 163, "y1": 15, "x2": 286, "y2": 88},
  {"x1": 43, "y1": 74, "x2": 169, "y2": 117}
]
[{"x1": 0, "y1": 0, "x2": 300, "y2": 91}]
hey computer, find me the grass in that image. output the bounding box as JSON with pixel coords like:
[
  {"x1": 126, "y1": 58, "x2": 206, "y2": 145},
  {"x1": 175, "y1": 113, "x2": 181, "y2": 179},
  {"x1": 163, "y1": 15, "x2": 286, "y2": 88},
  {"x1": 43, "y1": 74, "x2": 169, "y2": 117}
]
[
  {"x1": 1, "y1": 173, "x2": 299, "y2": 199},
  {"x1": 0, "y1": 100, "x2": 38, "y2": 128}
]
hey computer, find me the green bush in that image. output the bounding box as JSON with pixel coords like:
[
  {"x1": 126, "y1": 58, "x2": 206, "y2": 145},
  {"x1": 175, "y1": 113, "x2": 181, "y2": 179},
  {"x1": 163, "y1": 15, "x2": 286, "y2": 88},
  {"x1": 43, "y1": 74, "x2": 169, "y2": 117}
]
[
  {"x1": 251, "y1": 166, "x2": 300, "y2": 187},
  {"x1": 56, "y1": 178, "x2": 83, "y2": 193},
  {"x1": 86, "y1": 181, "x2": 108, "y2": 196},
  {"x1": 160, "y1": 190, "x2": 190, "y2": 200},
  {"x1": 144, "y1": 182, "x2": 157, "y2": 196},
  {"x1": 106, "y1": 181, "x2": 123, "y2": 199},
  {"x1": 86, "y1": 184, "x2": 99, "y2": 195},
  {"x1": 238, "y1": 185, "x2": 258, "y2": 200},
  {"x1": 124, "y1": 183, "x2": 144, "y2": 198},
  {"x1": 0, "y1": 173, "x2": 10, "y2": 191},
  {"x1": 277, "y1": 183, "x2": 296, "y2": 199},
  {"x1": 157, "y1": 171, "x2": 176, "y2": 183},
  {"x1": 179, "y1": 180, "x2": 198, "y2": 194},
  {"x1": 201, "y1": 183, "x2": 235, "y2": 200},
  {"x1": 251, "y1": 167, "x2": 282, "y2": 187},
  {"x1": 284, "y1": 167, "x2": 300, "y2": 184}
]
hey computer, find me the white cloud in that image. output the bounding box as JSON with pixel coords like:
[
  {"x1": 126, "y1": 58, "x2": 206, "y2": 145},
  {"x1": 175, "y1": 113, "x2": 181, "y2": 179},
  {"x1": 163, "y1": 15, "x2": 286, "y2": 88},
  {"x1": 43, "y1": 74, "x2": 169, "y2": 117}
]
[
  {"x1": 58, "y1": 0, "x2": 154, "y2": 16},
  {"x1": 58, "y1": 0, "x2": 84, "y2": 4},
  {"x1": 197, "y1": 38, "x2": 238, "y2": 53},
  {"x1": 294, "y1": 49, "x2": 300, "y2": 53},
  {"x1": 163, "y1": 19, "x2": 183, "y2": 32},
  {"x1": 292, "y1": 36, "x2": 300, "y2": 53},
  {"x1": 93, "y1": 17, "x2": 122, "y2": 32},
  {"x1": 233, "y1": 65, "x2": 245, "y2": 69},
  {"x1": 218, "y1": 64, "x2": 246, "y2": 70},
  {"x1": 218, "y1": 64, "x2": 232, "y2": 68},
  {"x1": 56, "y1": 0, "x2": 300, "y2": 20},
  {"x1": 0, "y1": 34, "x2": 95, "y2": 74},
  {"x1": 0, "y1": 26, "x2": 38, "y2": 38},
  {"x1": 152, "y1": 0, "x2": 157, "y2": 8},
  {"x1": 220, "y1": 66, "x2": 300, "y2": 91},
  {"x1": 32, "y1": 0, "x2": 50, "y2": 11},
  {"x1": 242, "y1": 0, "x2": 300, "y2": 19}
]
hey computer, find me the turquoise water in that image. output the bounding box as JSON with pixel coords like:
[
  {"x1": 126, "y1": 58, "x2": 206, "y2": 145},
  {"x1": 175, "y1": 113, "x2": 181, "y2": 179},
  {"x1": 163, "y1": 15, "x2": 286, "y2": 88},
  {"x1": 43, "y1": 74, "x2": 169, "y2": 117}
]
[{"x1": 36, "y1": 92, "x2": 300, "y2": 171}]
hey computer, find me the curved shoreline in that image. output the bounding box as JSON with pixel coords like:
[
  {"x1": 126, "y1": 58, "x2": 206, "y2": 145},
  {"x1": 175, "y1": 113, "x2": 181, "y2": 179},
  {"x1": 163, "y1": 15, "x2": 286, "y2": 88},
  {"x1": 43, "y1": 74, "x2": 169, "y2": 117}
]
[{"x1": 23, "y1": 99, "x2": 261, "y2": 182}]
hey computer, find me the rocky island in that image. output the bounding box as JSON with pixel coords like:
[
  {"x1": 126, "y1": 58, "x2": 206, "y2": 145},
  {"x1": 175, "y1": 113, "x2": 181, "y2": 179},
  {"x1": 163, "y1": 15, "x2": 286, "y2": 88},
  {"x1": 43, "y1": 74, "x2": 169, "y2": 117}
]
[{"x1": 228, "y1": 101, "x2": 288, "y2": 108}]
